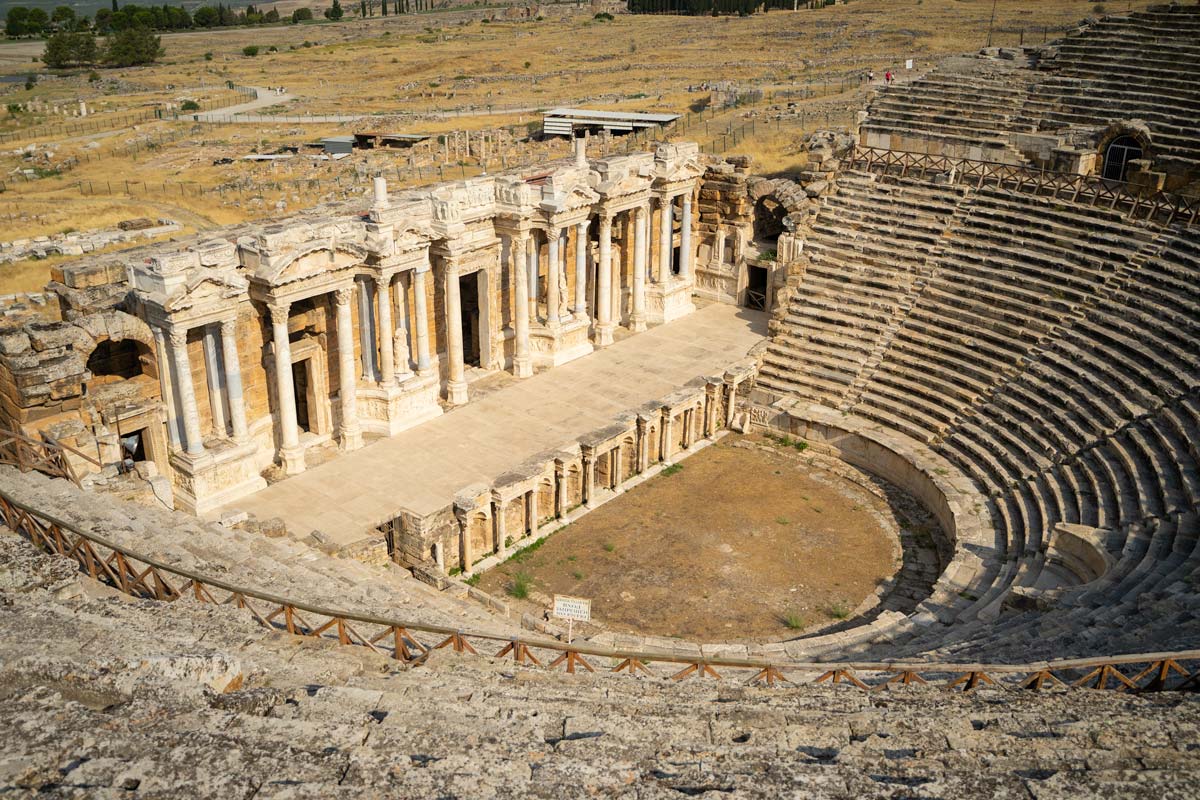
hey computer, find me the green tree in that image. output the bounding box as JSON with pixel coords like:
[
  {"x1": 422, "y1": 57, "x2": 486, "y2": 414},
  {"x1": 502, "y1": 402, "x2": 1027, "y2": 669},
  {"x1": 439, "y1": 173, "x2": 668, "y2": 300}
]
[
  {"x1": 193, "y1": 6, "x2": 219, "y2": 26},
  {"x1": 291, "y1": 7, "x2": 313, "y2": 22},
  {"x1": 25, "y1": 8, "x2": 50, "y2": 35},
  {"x1": 5, "y1": 7, "x2": 30, "y2": 37},
  {"x1": 102, "y1": 25, "x2": 163, "y2": 66},
  {"x1": 51, "y1": 6, "x2": 76, "y2": 28},
  {"x1": 325, "y1": 0, "x2": 343, "y2": 19},
  {"x1": 264, "y1": 7, "x2": 280, "y2": 22},
  {"x1": 43, "y1": 31, "x2": 98, "y2": 67}
]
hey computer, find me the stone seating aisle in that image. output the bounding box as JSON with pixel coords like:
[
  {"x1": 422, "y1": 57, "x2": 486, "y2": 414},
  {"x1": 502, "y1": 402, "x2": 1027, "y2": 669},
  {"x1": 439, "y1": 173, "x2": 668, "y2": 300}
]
[
  {"x1": 3, "y1": 535, "x2": 1198, "y2": 797},
  {"x1": 757, "y1": 170, "x2": 966, "y2": 407}
]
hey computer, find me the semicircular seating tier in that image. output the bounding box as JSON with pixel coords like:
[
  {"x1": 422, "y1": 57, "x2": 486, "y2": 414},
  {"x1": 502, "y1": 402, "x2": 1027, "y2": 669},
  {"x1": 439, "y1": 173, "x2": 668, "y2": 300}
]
[
  {"x1": 756, "y1": 166, "x2": 1200, "y2": 663},
  {"x1": 860, "y1": 4, "x2": 1200, "y2": 177}
]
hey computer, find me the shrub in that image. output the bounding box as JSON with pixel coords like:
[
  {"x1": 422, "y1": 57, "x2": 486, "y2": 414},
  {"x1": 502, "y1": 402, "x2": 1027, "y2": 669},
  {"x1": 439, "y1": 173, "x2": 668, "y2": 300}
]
[
  {"x1": 292, "y1": 8, "x2": 314, "y2": 23},
  {"x1": 180, "y1": 99, "x2": 200, "y2": 111},
  {"x1": 1093, "y1": 3, "x2": 1106, "y2": 14},
  {"x1": 594, "y1": 12, "x2": 614, "y2": 21},
  {"x1": 827, "y1": 601, "x2": 850, "y2": 620},
  {"x1": 87, "y1": 70, "x2": 100, "y2": 82},
  {"x1": 661, "y1": 463, "x2": 683, "y2": 477},
  {"x1": 463, "y1": 573, "x2": 480, "y2": 587},
  {"x1": 781, "y1": 610, "x2": 805, "y2": 630},
  {"x1": 571, "y1": 570, "x2": 583, "y2": 580},
  {"x1": 507, "y1": 572, "x2": 532, "y2": 599},
  {"x1": 242, "y1": 45, "x2": 259, "y2": 57},
  {"x1": 267, "y1": 45, "x2": 278, "y2": 52},
  {"x1": 204, "y1": 51, "x2": 213, "y2": 61},
  {"x1": 602, "y1": 542, "x2": 615, "y2": 553}
]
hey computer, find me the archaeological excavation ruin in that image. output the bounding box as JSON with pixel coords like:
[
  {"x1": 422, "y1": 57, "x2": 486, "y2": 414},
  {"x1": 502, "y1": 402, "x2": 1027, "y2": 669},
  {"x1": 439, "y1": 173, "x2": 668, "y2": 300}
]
[{"x1": 1, "y1": 4, "x2": 1199, "y2": 796}]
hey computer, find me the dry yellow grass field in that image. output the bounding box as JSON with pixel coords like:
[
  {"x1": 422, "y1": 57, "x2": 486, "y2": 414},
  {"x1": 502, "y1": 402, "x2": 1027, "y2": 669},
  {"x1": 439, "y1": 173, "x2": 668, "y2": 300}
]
[{"x1": 0, "y1": 0, "x2": 1158, "y2": 291}]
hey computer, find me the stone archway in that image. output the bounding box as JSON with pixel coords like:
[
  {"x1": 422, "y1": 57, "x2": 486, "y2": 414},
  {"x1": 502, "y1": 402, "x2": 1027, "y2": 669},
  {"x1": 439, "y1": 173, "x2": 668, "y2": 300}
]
[{"x1": 1097, "y1": 123, "x2": 1152, "y2": 183}]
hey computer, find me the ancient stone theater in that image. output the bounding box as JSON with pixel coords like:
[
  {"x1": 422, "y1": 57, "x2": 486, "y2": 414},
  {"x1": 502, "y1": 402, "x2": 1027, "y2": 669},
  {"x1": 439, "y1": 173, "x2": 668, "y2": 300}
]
[{"x1": 0, "y1": 5, "x2": 1198, "y2": 797}]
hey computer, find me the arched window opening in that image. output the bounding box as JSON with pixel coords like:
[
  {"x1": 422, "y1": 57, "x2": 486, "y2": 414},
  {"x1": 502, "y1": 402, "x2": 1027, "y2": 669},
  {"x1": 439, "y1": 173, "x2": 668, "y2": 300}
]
[
  {"x1": 753, "y1": 196, "x2": 786, "y2": 246},
  {"x1": 87, "y1": 339, "x2": 149, "y2": 382}
]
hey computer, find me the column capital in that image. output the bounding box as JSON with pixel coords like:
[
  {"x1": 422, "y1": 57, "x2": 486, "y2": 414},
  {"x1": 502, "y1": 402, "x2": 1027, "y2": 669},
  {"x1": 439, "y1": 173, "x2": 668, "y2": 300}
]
[
  {"x1": 597, "y1": 212, "x2": 613, "y2": 229},
  {"x1": 167, "y1": 326, "x2": 188, "y2": 348},
  {"x1": 268, "y1": 301, "x2": 291, "y2": 323},
  {"x1": 334, "y1": 286, "x2": 353, "y2": 306},
  {"x1": 373, "y1": 273, "x2": 391, "y2": 290},
  {"x1": 219, "y1": 317, "x2": 237, "y2": 336}
]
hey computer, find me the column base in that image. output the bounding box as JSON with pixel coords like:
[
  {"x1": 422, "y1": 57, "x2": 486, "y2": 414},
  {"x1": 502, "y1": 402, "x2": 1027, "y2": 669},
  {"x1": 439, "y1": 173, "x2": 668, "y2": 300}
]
[
  {"x1": 531, "y1": 316, "x2": 594, "y2": 368},
  {"x1": 280, "y1": 444, "x2": 307, "y2": 475},
  {"x1": 629, "y1": 313, "x2": 648, "y2": 333},
  {"x1": 356, "y1": 373, "x2": 443, "y2": 435},
  {"x1": 339, "y1": 424, "x2": 364, "y2": 452},
  {"x1": 594, "y1": 323, "x2": 615, "y2": 348},
  {"x1": 512, "y1": 355, "x2": 533, "y2": 379},
  {"x1": 169, "y1": 439, "x2": 268, "y2": 514},
  {"x1": 446, "y1": 379, "x2": 469, "y2": 406},
  {"x1": 646, "y1": 279, "x2": 697, "y2": 326}
]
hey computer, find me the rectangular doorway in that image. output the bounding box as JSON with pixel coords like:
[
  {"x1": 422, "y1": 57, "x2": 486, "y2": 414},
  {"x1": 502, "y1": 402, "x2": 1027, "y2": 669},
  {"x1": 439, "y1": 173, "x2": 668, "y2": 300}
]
[
  {"x1": 458, "y1": 273, "x2": 481, "y2": 368},
  {"x1": 745, "y1": 265, "x2": 768, "y2": 311},
  {"x1": 292, "y1": 360, "x2": 311, "y2": 433}
]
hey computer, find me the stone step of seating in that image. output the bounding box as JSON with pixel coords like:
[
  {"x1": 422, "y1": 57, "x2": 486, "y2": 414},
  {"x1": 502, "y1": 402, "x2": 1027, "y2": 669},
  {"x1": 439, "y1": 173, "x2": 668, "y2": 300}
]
[
  {"x1": 0, "y1": 468, "x2": 510, "y2": 635},
  {"x1": 8, "y1": 536, "x2": 1198, "y2": 798}
]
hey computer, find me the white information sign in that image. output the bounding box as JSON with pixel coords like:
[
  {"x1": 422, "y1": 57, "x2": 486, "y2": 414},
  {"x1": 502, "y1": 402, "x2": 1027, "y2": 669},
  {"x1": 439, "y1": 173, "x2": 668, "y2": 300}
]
[
  {"x1": 553, "y1": 595, "x2": 592, "y2": 622},
  {"x1": 905, "y1": 59, "x2": 914, "y2": 70}
]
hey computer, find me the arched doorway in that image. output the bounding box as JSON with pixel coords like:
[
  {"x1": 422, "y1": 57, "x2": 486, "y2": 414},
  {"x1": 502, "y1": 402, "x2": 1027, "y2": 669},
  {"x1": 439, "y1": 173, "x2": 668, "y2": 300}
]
[{"x1": 1102, "y1": 135, "x2": 1143, "y2": 182}]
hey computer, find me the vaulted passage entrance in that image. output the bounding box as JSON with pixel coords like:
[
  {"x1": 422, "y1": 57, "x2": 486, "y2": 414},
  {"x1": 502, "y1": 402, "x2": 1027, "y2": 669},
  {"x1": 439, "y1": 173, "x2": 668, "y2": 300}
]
[{"x1": 1103, "y1": 135, "x2": 1143, "y2": 182}]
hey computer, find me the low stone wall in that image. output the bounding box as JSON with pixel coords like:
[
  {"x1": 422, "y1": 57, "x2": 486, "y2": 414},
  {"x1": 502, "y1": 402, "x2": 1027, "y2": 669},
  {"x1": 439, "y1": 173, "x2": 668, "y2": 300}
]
[{"x1": 389, "y1": 358, "x2": 759, "y2": 577}]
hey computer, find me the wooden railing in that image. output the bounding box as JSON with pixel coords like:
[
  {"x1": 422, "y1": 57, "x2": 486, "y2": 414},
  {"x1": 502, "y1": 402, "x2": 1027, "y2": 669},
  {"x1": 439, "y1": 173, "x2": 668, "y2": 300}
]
[
  {"x1": 2, "y1": 484, "x2": 1196, "y2": 694},
  {"x1": 0, "y1": 429, "x2": 99, "y2": 487},
  {"x1": 849, "y1": 146, "x2": 1200, "y2": 227}
]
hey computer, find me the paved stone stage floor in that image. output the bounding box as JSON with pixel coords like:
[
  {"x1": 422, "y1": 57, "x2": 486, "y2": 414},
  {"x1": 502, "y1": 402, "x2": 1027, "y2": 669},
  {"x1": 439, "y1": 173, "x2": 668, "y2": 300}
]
[{"x1": 219, "y1": 303, "x2": 768, "y2": 548}]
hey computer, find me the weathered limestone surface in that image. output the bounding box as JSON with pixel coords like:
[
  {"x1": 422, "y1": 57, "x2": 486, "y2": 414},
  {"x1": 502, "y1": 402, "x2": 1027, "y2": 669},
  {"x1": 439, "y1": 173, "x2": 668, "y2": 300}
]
[{"x1": 2, "y1": 535, "x2": 1199, "y2": 798}]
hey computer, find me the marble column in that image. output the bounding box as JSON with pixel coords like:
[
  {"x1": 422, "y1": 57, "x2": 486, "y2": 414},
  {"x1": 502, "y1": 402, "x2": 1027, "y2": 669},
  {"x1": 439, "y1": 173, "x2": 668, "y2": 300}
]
[
  {"x1": 375, "y1": 275, "x2": 395, "y2": 386},
  {"x1": 269, "y1": 303, "x2": 304, "y2": 474},
  {"x1": 202, "y1": 326, "x2": 228, "y2": 438},
  {"x1": 631, "y1": 205, "x2": 648, "y2": 332},
  {"x1": 680, "y1": 190, "x2": 693, "y2": 280},
  {"x1": 546, "y1": 225, "x2": 561, "y2": 327},
  {"x1": 413, "y1": 264, "x2": 432, "y2": 375},
  {"x1": 658, "y1": 195, "x2": 673, "y2": 283},
  {"x1": 444, "y1": 258, "x2": 468, "y2": 406},
  {"x1": 661, "y1": 411, "x2": 675, "y2": 465},
  {"x1": 512, "y1": 232, "x2": 533, "y2": 378},
  {"x1": 574, "y1": 220, "x2": 588, "y2": 317},
  {"x1": 526, "y1": 233, "x2": 539, "y2": 322},
  {"x1": 583, "y1": 451, "x2": 596, "y2": 508},
  {"x1": 168, "y1": 327, "x2": 203, "y2": 457},
  {"x1": 393, "y1": 272, "x2": 413, "y2": 380},
  {"x1": 555, "y1": 461, "x2": 567, "y2": 518},
  {"x1": 494, "y1": 498, "x2": 508, "y2": 557},
  {"x1": 725, "y1": 379, "x2": 739, "y2": 427},
  {"x1": 153, "y1": 327, "x2": 180, "y2": 450},
  {"x1": 357, "y1": 278, "x2": 377, "y2": 381},
  {"x1": 335, "y1": 287, "x2": 363, "y2": 451},
  {"x1": 459, "y1": 516, "x2": 472, "y2": 571},
  {"x1": 528, "y1": 487, "x2": 539, "y2": 536},
  {"x1": 218, "y1": 318, "x2": 249, "y2": 441},
  {"x1": 595, "y1": 214, "x2": 614, "y2": 347}
]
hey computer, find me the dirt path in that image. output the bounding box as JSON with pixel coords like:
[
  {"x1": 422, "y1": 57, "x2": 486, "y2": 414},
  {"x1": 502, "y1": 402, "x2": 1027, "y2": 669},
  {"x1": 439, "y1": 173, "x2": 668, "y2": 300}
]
[{"x1": 476, "y1": 435, "x2": 902, "y2": 641}]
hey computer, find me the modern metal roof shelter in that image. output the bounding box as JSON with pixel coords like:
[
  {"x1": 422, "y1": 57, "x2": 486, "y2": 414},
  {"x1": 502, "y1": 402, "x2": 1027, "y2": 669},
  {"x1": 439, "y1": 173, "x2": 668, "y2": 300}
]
[{"x1": 542, "y1": 107, "x2": 680, "y2": 138}]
